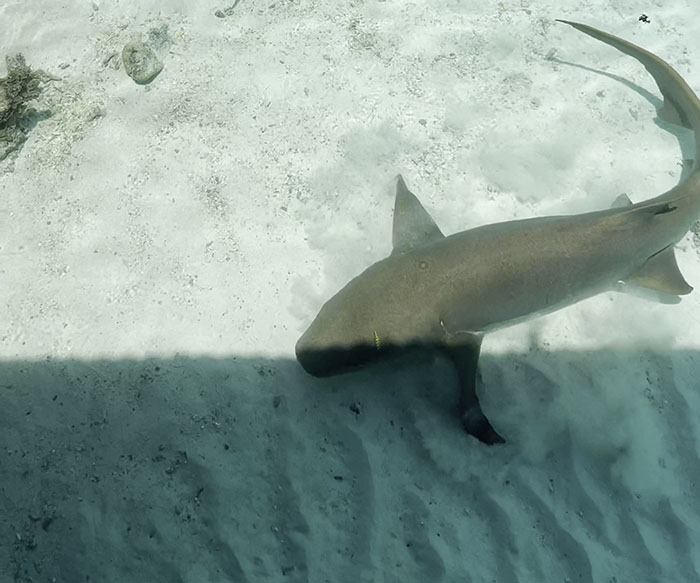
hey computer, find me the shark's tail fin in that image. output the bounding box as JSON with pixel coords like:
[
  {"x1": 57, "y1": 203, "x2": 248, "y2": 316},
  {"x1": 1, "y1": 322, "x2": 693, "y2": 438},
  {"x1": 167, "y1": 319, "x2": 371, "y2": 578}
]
[{"x1": 557, "y1": 20, "x2": 700, "y2": 170}]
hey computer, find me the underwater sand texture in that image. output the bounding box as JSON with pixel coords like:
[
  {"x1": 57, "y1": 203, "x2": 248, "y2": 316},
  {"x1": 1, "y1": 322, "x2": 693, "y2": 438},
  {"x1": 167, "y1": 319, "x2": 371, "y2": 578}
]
[{"x1": 2, "y1": 1, "x2": 700, "y2": 581}]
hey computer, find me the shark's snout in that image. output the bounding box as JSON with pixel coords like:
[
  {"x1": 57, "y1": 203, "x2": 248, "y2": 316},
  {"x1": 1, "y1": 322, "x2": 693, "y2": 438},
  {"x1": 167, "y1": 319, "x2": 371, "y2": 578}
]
[
  {"x1": 295, "y1": 340, "x2": 333, "y2": 377},
  {"x1": 295, "y1": 330, "x2": 378, "y2": 377},
  {"x1": 295, "y1": 325, "x2": 335, "y2": 376}
]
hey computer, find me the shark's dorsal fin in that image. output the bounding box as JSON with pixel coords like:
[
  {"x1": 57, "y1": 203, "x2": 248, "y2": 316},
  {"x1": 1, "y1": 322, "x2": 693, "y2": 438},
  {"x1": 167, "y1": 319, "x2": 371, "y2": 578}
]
[
  {"x1": 392, "y1": 175, "x2": 445, "y2": 255},
  {"x1": 623, "y1": 245, "x2": 693, "y2": 295},
  {"x1": 611, "y1": 193, "x2": 633, "y2": 208}
]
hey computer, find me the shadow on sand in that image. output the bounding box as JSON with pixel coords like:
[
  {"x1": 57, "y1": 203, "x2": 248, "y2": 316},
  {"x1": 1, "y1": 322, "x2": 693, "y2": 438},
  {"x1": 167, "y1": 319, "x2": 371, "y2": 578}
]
[{"x1": 2, "y1": 347, "x2": 699, "y2": 582}]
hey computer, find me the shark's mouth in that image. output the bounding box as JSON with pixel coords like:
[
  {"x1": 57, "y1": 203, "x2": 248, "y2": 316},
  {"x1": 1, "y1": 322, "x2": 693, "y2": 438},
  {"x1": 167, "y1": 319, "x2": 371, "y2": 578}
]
[
  {"x1": 295, "y1": 339, "x2": 442, "y2": 378},
  {"x1": 295, "y1": 342, "x2": 379, "y2": 377}
]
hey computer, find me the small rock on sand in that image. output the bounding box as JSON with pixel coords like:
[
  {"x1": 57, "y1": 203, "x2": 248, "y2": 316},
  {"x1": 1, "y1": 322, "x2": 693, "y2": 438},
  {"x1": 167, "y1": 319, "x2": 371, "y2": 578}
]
[{"x1": 122, "y1": 41, "x2": 163, "y2": 85}]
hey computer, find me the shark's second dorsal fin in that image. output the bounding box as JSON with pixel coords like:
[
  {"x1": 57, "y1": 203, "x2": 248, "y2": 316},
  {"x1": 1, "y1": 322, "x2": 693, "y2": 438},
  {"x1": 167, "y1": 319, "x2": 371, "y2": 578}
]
[
  {"x1": 392, "y1": 175, "x2": 445, "y2": 255},
  {"x1": 611, "y1": 193, "x2": 633, "y2": 208},
  {"x1": 623, "y1": 245, "x2": 693, "y2": 295}
]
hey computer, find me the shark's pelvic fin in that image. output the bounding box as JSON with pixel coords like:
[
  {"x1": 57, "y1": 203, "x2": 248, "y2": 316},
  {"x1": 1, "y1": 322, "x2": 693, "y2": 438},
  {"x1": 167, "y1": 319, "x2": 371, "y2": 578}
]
[
  {"x1": 624, "y1": 245, "x2": 694, "y2": 295},
  {"x1": 392, "y1": 175, "x2": 445, "y2": 255}
]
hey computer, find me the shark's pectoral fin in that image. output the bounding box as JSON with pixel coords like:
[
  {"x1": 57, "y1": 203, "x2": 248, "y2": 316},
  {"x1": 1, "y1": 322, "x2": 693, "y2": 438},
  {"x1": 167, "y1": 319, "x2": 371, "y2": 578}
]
[
  {"x1": 623, "y1": 245, "x2": 693, "y2": 295},
  {"x1": 391, "y1": 175, "x2": 445, "y2": 255},
  {"x1": 441, "y1": 328, "x2": 505, "y2": 445}
]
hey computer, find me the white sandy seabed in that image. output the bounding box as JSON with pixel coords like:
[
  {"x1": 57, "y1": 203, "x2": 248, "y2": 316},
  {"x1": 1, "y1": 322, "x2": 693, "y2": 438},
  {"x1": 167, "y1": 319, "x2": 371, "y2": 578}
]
[{"x1": 2, "y1": 1, "x2": 700, "y2": 581}]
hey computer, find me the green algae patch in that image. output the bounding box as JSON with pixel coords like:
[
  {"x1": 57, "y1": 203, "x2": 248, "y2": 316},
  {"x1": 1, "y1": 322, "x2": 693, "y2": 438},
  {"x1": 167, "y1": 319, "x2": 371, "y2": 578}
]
[{"x1": 0, "y1": 54, "x2": 48, "y2": 161}]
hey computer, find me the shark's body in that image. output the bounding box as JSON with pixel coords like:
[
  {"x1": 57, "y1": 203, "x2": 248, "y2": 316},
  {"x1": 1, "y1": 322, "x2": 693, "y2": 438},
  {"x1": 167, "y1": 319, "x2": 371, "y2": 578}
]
[{"x1": 296, "y1": 21, "x2": 700, "y2": 444}]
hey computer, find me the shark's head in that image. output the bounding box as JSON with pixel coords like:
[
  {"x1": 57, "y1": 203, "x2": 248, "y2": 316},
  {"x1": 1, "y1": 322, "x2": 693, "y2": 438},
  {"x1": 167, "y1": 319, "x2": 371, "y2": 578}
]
[
  {"x1": 296, "y1": 175, "x2": 447, "y2": 377},
  {"x1": 295, "y1": 280, "x2": 388, "y2": 377},
  {"x1": 295, "y1": 330, "x2": 379, "y2": 377}
]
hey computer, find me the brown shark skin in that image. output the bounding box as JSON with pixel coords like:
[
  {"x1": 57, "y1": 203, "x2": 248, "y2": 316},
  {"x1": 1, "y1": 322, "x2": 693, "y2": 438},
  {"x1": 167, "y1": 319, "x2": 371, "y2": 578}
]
[{"x1": 296, "y1": 21, "x2": 700, "y2": 444}]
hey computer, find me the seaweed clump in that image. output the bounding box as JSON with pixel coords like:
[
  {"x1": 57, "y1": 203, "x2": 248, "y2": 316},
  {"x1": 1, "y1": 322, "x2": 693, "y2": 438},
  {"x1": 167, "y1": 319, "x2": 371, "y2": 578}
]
[{"x1": 0, "y1": 54, "x2": 44, "y2": 161}]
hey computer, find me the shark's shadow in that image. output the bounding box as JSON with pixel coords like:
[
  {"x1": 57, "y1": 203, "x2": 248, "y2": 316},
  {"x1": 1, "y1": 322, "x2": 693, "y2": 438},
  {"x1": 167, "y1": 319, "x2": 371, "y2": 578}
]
[
  {"x1": 2, "y1": 348, "x2": 700, "y2": 582},
  {"x1": 549, "y1": 56, "x2": 697, "y2": 179}
]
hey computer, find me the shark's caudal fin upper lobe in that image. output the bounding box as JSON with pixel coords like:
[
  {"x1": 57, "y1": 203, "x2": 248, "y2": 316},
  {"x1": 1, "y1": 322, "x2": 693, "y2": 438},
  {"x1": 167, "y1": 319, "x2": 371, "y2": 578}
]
[{"x1": 556, "y1": 20, "x2": 700, "y2": 169}]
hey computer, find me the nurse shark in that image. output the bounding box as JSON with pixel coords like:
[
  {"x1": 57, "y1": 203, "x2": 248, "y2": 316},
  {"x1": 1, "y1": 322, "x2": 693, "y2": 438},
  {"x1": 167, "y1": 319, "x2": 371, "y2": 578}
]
[{"x1": 296, "y1": 21, "x2": 700, "y2": 444}]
